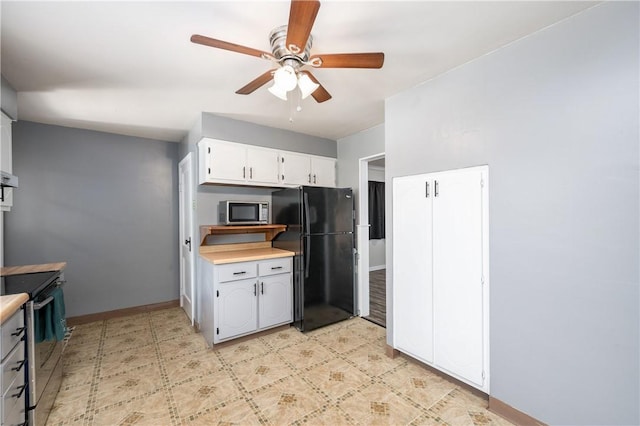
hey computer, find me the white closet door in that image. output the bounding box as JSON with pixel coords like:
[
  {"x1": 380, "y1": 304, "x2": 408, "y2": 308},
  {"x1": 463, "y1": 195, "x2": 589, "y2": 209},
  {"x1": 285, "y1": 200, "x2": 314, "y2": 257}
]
[
  {"x1": 393, "y1": 174, "x2": 434, "y2": 363},
  {"x1": 432, "y1": 168, "x2": 485, "y2": 386}
]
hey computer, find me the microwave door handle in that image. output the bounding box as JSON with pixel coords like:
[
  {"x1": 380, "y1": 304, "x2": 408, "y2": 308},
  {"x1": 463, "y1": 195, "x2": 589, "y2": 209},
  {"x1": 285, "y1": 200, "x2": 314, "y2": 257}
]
[{"x1": 33, "y1": 296, "x2": 54, "y2": 310}]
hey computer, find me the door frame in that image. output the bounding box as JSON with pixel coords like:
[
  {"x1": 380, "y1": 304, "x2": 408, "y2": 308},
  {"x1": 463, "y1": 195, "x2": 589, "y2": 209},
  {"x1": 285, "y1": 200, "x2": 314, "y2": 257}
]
[
  {"x1": 357, "y1": 152, "x2": 385, "y2": 318},
  {"x1": 179, "y1": 152, "x2": 196, "y2": 325}
]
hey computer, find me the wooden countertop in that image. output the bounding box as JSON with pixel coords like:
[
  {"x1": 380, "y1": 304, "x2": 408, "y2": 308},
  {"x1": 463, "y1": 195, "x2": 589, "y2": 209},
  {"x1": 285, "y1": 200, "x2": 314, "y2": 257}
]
[
  {"x1": 1, "y1": 262, "x2": 67, "y2": 276},
  {"x1": 201, "y1": 248, "x2": 294, "y2": 265},
  {"x1": 0, "y1": 293, "x2": 28, "y2": 325}
]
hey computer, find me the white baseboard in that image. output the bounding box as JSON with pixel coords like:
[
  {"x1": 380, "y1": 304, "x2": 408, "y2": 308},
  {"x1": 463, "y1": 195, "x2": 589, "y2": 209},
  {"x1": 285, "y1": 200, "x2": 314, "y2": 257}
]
[{"x1": 369, "y1": 265, "x2": 386, "y2": 272}]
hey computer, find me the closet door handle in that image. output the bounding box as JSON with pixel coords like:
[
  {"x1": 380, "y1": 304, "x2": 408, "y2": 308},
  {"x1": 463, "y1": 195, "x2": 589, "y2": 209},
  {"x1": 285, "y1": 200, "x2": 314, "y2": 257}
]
[
  {"x1": 253, "y1": 283, "x2": 257, "y2": 296},
  {"x1": 261, "y1": 282, "x2": 264, "y2": 294}
]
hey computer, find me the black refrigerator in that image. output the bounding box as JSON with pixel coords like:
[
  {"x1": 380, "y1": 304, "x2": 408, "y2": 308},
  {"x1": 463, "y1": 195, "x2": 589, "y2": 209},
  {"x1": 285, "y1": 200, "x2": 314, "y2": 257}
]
[{"x1": 272, "y1": 186, "x2": 355, "y2": 332}]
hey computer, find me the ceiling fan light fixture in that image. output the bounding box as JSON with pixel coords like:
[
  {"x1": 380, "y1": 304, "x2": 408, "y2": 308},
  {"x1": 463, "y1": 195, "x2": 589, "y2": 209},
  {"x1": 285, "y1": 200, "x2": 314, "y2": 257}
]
[
  {"x1": 273, "y1": 65, "x2": 298, "y2": 92},
  {"x1": 268, "y1": 83, "x2": 289, "y2": 101},
  {"x1": 297, "y1": 73, "x2": 319, "y2": 99}
]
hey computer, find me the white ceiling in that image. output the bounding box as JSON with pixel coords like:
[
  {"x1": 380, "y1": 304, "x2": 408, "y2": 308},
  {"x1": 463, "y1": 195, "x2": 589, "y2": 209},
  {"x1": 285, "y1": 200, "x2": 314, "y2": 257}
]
[{"x1": 1, "y1": 1, "x2": 596, "y2": 143}]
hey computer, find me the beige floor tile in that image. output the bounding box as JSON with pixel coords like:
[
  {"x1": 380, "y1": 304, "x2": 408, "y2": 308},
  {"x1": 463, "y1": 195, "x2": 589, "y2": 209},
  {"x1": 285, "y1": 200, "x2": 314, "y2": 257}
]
[
  {"x1": 294, "y1": 405, "x2": 356, "y2": 426},
  {"x1": 346, "y1": 343, "x2": 407, "y2": 377},
  {"x1": 99, "y1": 344, "x2": 158, "y2": 377},
  {"x1": 337, "y1": 381, "x2": 424, "y2": 426},
  {"x1": 278, "y1": 339, "x2": 337, "y2": 371},
  {"x1": 93, "y1": 363, "x2": 164, "y2": 409},
  {"x1": 381, "y1": 361, "x2": 457, "y2": 410},
  {"x1": 102, "y1": 329, "x2": 155, "y2": 354},
  {"x1": 215, "y1": 337, "x2": 271, "y2": 366},
  {"x1": 154, "y1": 321, "x2": 196, "y2": 342},
  {"x1": 171, "y1": 369, "x2": 242, "y2": 419},
  {"x1": 231, "y1": 352, "x2": 293, "y2": 392},
  {"x1": 302, "y1": 357, "x2": 372, "y2": 401},
  {"x1": 184, "y1": 398, "x2": 263, "y2": 425},
  {"x1": 47, "y1": 383, "x2": 91, "y2": 425},
  {"x1": 104, "y1": 321, "x2": 151, "y2": 339},
  {"x1": 63, "y1": 340, "x2": 101, "y2": 366},
  {"x1": 157, "y1": 333, "x2": 209, "y2": 361},
  {"x1": 68, "y1": 322, "x2": 103, "y2": 343},
  {"x1": 163, "y1": 350, "x2": 224, "y2": 385},
  {"x1": 343, "y1": 318, "x2": 387, "y2": 340},
  {"x1": 91, "y1": 390, "x2": 173, "y2": 426},
  {"x1": 260, "y1": 326, "x2": 309, "y2": 350},
  {"x1": 312, "y1": 326, "x2": 370, "y2": 354},
  {"x1": 251, "y1": 375, "x2": 326, "y2": 424},
  {"x1": 61, "y1": 362, "x2": 95, "y2": 387}
]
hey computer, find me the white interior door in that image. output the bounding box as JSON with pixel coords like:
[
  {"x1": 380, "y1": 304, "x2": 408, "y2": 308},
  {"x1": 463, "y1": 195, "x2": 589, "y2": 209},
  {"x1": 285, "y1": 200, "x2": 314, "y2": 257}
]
[
  {"x1": 179, "y1": 153, "x2": 195, "y2": 325},
  {"x1": 432, "y1": 168, "x2": 485, "y2": 386},
  {"x1": 392, "y1": 174, "x2": 434, "y2": 363}
]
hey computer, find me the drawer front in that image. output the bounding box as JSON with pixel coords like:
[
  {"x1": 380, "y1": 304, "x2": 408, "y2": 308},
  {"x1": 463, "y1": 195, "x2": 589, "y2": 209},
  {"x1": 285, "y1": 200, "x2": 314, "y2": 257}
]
[
  {"x1": 2, "y1": 376, "x2": 27, "y2": 426},
  {"x1": 259, "y1": 258, "x2": 292, "y2": 277},
  {"x1": 217, "y1": 262, "x2": 258, "y2": 283},
  {"x1": 1, "y1": 309, "x2": 25, "y2": 361},
  {"x1": 1, "y1": 340, "x2": 26, "y2": 396}
]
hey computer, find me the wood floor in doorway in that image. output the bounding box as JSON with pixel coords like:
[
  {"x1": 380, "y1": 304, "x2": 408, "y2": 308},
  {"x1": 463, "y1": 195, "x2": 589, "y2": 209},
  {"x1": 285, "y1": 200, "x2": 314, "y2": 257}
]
[{"x1": 365, "y1": 269, "x2": 386, "y2": 327}]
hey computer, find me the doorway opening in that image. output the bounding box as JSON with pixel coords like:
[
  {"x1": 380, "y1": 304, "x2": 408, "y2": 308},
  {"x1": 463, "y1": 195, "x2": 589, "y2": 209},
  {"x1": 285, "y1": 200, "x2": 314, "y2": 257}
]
[{"x1": 357, "y1": 152, "x2": 386, "y2": 327}]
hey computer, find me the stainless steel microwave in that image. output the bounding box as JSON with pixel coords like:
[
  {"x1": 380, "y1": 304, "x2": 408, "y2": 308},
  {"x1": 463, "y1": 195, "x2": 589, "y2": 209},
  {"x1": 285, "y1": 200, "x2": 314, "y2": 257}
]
[{"x1": 219, "y1": 201, "x2": 269, "y2": 225}]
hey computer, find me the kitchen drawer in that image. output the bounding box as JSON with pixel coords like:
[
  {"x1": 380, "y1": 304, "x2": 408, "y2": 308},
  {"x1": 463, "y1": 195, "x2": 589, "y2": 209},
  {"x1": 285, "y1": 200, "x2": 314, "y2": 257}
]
[
  {"x1": 217, "y1": 262, "x2": 257, "y2": 283},
  {"x1": 2, "y1": 374, "x2": 27, "y2": 426},
  {"x1": 1, "y1": 339, "x2": 25, "y2": 395},
  {"x1": 258, "y1": 258, "x2": 292, "y2": 277},
  {"x1": 1, "y1": 309, "x2": 25, "y2": 361}
]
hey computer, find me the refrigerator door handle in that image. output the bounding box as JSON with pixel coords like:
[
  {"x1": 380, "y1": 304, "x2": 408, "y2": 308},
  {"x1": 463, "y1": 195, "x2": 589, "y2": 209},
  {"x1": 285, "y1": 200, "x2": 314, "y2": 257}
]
[
  {"x1": 304, "y1": 236, "x2": 311, "y2": 278},
  {"x1": 303, "y1": 192, "x2": 311, "y2": 236}
]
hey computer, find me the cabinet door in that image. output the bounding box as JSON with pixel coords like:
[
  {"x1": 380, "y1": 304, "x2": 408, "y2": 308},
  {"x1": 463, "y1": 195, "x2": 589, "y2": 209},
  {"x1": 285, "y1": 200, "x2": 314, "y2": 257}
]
[
  {"x1": 1, "y1": 112, "x2": 13, "y2": 210},
  {"x1": 310, "y1": 157, "x2": 336, "y2": 187},
  {"x1": 258, "y1": 273, "x2": 293, "y2": 329},
  {"x1": 432, "y1": 168, "x2": 485, "y2": 387},
  {"x1": 392, "y1": 174, "x2": 434, "y2": 363},
  {"x1": 281, "y1": 152, "x2": 311, "y2": 185},
  {"x1": 247, "y1": 147, "x2": 280, "y2": 185},
  {"x1": 208, "y1": 141, "x2": 247, "y2": 183},
  {"x1": 216, "y1": 279, "x2": 257, "y2": 341}
]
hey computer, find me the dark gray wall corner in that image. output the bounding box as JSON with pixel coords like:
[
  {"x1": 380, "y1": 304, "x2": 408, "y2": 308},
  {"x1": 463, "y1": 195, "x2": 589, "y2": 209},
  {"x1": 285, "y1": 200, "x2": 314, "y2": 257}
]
[
  {"x1": 385, "y1": 3, "x2": 638, "y2": 425},
  {"x1": 5, "y1": 121, "x2": 180, "y2": 317}
]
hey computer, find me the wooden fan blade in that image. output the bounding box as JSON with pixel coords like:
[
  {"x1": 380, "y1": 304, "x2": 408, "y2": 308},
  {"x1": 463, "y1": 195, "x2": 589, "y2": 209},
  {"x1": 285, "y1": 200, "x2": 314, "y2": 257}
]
[
  {"x1": 286, "y1": 0, "x2": 320, "y2": 54},
  {"x1": 301, "y1": 71, "x2": 332, "y2": 103},
  {"x1": 309, "y1": 53, "x2": 385, "y2": 69},
  {"x1": 191, "y1": 34, "x2": 271, "y2": 59},
  {"x1": 236, "y1": 69, "x2": 276, "y2": 95}
]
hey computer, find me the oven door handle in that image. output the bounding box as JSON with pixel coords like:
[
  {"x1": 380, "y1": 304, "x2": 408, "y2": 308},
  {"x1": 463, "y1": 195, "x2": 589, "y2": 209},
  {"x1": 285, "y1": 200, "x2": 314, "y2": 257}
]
[{"x1": 34, "y1": 296, "x2": 54, "y2": 310}]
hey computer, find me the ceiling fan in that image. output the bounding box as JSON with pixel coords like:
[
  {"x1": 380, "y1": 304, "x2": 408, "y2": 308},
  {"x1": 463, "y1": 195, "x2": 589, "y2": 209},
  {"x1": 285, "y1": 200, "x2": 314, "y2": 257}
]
[{"x1": 190, "y1": 0, "x2": 384, "y2": 103}]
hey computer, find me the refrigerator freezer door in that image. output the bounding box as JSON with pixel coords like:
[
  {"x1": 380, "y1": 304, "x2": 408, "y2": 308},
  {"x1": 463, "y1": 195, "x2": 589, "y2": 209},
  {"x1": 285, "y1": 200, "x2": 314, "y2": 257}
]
[
  {"x1": 300, "y1": 233, "x2": 354, "y2": 331},
  {"x1": 303, "y1": 187, "x2": 354, "y2": 234}
]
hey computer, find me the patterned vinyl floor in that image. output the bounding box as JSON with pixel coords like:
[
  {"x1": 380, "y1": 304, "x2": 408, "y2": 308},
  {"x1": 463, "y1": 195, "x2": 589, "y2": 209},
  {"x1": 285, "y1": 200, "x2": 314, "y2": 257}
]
[{"x1": 47, "y1": 308, "x2": 512, "y2": 426}]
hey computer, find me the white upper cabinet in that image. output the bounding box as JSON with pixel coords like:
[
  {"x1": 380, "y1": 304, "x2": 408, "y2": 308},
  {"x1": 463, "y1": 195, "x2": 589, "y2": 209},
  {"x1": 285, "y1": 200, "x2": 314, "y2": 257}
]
[
  {"x1": 280, "y1": 151, "x2": 336, "y2": 187},
  {"x1": 198, "y1": 139, "x2": 280, "y2": 186},
  {"x1": 199, "y1": 138, "x2": 336, "y2": 188}
]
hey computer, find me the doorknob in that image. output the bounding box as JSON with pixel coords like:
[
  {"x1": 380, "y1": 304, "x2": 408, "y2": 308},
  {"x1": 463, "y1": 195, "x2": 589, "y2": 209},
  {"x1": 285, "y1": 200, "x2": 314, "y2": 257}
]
[{"x1": 185, "y1": 238, "x2": 191, "y2": 252}]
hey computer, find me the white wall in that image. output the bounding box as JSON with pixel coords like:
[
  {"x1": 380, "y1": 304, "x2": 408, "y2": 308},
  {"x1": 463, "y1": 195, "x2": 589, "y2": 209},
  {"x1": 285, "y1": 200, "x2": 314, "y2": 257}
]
[{"x1": 385, "y1": 3, "x2": 638, "y2": 424}]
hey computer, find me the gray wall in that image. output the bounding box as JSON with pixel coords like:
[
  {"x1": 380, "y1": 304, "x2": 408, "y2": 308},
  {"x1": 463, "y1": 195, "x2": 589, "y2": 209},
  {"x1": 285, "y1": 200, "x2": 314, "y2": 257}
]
[
  {"x1": 5, "y1": 121, "x2": 180, "y2": 317},
  {"x1": 385, "y1": 3, "x2": 639, "y2": 424},
  {"x1": 1, "y1": 75, "x2": 18, "y2": 120}
]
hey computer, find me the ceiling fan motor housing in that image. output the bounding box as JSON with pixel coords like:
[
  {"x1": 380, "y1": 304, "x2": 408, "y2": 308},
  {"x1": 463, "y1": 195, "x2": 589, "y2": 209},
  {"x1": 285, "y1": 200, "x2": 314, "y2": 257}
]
[{"x1": 269, "y1": 25, "x2": 313, "y2": 68}]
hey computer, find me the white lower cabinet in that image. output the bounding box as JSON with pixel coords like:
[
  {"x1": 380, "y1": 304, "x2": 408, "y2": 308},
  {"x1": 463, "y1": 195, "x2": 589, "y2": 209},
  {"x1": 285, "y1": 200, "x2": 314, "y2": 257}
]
[
  {"x1": 393, "y1": 165, "x2": 490, "y2": 392},
  {"x1": 200, "y1": 256, "x2": 293, "y2": 345},
  {"x1": 1, "y1": 308, "x2": 27, "y2": 426}
]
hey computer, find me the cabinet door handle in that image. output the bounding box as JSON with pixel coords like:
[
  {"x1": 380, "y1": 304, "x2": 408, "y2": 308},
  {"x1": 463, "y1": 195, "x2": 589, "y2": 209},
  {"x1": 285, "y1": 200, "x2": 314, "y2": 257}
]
[
  {"x1": 271, "y1": 266, "x2": 283, "y2": 270},
  {"x1": 11, "y1": 327, "x2": 25, "y2": 337},
  {"x1": 261, "y1": 282, "x2": 264, "y2": 294},
  {"x1": 12, "y1": 384, "x2": 27, "y2": 399},
  {"x1": 254, "y1": 283, "x2": 257, "y2": 296},
  {"x1": 313, "y1": 174, "x2": 317, "y2": 184},
  {"x1": 11, "y1": 360, "x2": 26, "y2": 372},
  {"x1": 243, "y1": 166, "x2": 246, "y2": 178},
  {"x1": 233, "y1": 271, "x2": 247, "y2": 275},
  {"x1": 425, "y1": 181, "x2": 429, "y2": 198},
  {"x1": 435, "y1": 180, "x2": 439, "y2": 197},
  {"x1": 250, "y1": 167, "x2": 253, "y2": 179}
]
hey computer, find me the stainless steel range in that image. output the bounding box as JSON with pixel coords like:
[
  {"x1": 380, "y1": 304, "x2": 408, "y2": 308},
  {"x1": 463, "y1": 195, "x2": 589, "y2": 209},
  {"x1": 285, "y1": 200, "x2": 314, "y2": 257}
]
[{"x1": 1, "y1": 270, "x2": 66, "y2": 426}]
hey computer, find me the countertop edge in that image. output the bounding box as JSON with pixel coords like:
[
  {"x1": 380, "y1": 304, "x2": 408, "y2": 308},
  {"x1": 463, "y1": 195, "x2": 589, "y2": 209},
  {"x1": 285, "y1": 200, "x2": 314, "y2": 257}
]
[
  {"x1": 1, "y1": 262, "x2": 67, "y2": 277},
  {"x1": 200, "y1": 248, "x2": 295, "y2": 265},
  {"x1": 0, "y1": 293, "x2": 28, "y2": 325}
]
